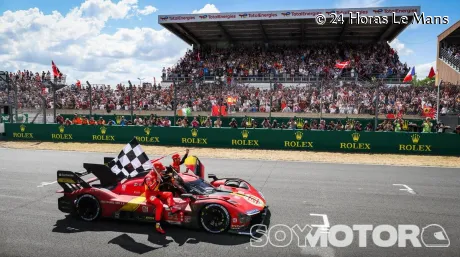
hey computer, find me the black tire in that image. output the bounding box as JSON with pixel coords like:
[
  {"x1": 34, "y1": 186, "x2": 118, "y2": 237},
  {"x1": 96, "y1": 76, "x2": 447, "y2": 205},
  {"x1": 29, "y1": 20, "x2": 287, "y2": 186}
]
[
  {"x1": 75, "y1": 194, "x2": 101, "y2": 222},
  {"x1": 199, "y1": 204, "x2": 230, "y2": 234}
]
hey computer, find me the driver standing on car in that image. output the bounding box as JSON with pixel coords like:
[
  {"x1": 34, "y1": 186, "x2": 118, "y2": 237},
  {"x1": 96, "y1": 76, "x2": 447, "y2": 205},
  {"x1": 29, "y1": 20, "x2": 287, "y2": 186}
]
[
  {"x1": 144, "y1": 162, "x2": 180, "y2": 234},
  {"x1": 171, "y1": 149, "x2": 189, "y2": 173}
]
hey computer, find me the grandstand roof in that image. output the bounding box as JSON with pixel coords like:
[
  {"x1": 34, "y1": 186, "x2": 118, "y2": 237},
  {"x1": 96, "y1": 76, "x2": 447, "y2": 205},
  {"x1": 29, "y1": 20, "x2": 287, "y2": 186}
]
[
  {"x1": 438, "y1": 20, "x2": 460, "y2": 43},
  {"x1": 159, "y1": 6, "x2": 420, "y2": 46}
]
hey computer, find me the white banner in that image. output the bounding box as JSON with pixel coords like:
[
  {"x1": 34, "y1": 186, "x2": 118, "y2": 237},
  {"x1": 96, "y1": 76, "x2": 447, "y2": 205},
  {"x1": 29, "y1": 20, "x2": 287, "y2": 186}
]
[{"x1": 158, "y1": 6, "x2": 421, "y2": 23}]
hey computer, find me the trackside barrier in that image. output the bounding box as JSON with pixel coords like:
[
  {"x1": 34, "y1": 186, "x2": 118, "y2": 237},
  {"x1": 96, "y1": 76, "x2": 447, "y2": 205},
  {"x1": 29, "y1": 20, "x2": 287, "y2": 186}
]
[
  {"x1": 4, "y1": 123, "x2": 460, "y2": 156},
  {"x1": 61, "y1": 114, "x2": 434, "y2": 131}
]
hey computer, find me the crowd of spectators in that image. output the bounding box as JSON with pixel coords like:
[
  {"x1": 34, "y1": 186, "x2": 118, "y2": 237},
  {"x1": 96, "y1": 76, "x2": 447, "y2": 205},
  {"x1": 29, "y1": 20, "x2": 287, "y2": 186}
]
[
  {"x1": 2, "y1": 77, "x2": 459, "y2": 116},
  {"x1": 2, "y1": 40, "x2": 460, "y2": 134},
  {"x1": 441, "y1": 44, "x2": 460, "y2": 71},
  {"x1": 0, "y1": 69, "x2": 66, "y2": 109},
  {"x1": 162, "y1": 42, "x2": 409, "y2": 82},
  {"x1": 444, "y1": 44, "x2": 460, "y2": 61},
  {"x1": 1, "y1": 41, "x2": 460, "y2": 117},
  {"x1": 57, "y1": 112, "x2": 453, "y2": 133}
]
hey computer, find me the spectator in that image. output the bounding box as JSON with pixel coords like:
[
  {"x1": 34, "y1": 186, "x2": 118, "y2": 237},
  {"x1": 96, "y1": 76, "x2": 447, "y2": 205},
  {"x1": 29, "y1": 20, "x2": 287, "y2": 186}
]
[
  {"x1": 262, "y1": 118, "x2": 271, "y2": 128},
  {"x1": 163, "y1": 117, "x2": 171, "y2": 127},
  {"x1": 120, "y1": 116, "x2": 127, "y2": 126},
  {"x1": 204, "y1": 117, "x2": 212, "y2": 128},
  {"x1": 422, "y1": 118, "x2": 433, "y2": 133},
  {"x1": 214, "y1": 117, "x2": 222, "y2": 128},
  {"x1": 229, "y1": 118, "x2": 238, "y2": 128},
  {"x1": 56, "y1": 114, "x2": 64, "y2": 124},
  {"x1": 191, "y1": 117, "x2": 199, "y2": 128},
  {"x1": 64, "y1": 118, "x2": 72, "y2": 126},
  {"x1": 302, "y1": 120, "x2": 310, "y2": 130}
]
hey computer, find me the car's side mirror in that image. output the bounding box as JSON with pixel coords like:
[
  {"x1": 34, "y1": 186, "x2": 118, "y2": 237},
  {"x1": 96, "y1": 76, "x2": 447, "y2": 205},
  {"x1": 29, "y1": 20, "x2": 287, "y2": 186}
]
[
  {"x1": 208, "y1": 174, "x2": 218, "y2": 181},
  {"x1": 180, "y1": 193, "x2": 196, "y2": 202}
]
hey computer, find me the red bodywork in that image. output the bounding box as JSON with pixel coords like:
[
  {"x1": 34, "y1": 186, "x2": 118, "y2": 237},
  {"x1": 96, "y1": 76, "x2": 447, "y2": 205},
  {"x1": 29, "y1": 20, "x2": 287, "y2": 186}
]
[{"x1": 56, "y1": 156, "x2": 269, "y2": 235}]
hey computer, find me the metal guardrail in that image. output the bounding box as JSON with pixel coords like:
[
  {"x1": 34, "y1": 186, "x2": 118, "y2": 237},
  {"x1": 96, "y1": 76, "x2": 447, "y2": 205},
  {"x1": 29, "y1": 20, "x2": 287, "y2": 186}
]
[
  {"x1": 161, "y1": 74, "x2": 409, "y2": 84},
  {"x1": 440, "y1": 48, "x2": 460, "y2": 72},
  {"x1": 5, "y1": 76, "x2": 68, "y2": 86}
]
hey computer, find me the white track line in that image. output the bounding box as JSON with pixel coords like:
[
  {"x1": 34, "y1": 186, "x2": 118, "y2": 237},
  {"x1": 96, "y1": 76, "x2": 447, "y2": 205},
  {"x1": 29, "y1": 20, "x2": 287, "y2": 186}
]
[
  {"x1": 393, "y1": 184, "x2": 416, "y2": 195},
  {"x1": 37, "y1": 181, "x2": 57, "y2": 187}
]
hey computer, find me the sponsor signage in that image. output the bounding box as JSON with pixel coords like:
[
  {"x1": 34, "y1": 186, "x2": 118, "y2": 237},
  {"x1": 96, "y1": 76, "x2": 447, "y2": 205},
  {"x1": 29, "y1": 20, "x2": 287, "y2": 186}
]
[
  {"x1": 4, "y1": 123, "x2": 459, "y2": 156},
  {"x1": 398, "y1": 134, "x2": 432, "y2": 152},
  {"x1": 158, "y1": 6, "x2": 421, "y2": 23},
  {"x1": 12, "y1": 124, "x2": 34, "y2": 139},
  {"x1": 51, "y1": 125, "x2": 73, "y2": 140},
  {"x1": 340, "y1": 133, "x2": 371, "y2": 150},
  {"x1": 92, "y1": 126, "x2": 115, "y2": 142},
  {"x1": 284, "y1": 131, "x2": 314, "y2": 149},
  {"x1": 181, "y1": 129, "x2": 208, "y2": 145},
  {"x1": 231, "y1": 130, "x2": 259, "y2": 147},
  {"x1": 135, "y1": 127, "x2": 160, "y2": 143}
]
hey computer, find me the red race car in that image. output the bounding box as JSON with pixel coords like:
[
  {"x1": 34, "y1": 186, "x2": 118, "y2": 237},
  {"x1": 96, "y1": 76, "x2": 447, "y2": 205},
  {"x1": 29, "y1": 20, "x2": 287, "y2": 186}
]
[{"x1": 56, "y1": 155, "x2": 270, "y2": 235}]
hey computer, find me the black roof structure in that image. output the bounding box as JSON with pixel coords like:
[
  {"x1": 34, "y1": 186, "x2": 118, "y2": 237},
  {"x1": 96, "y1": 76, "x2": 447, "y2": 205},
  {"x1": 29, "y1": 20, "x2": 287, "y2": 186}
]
[{"x1": 158, "y1": 6, "x2": 420, "y2": 46}]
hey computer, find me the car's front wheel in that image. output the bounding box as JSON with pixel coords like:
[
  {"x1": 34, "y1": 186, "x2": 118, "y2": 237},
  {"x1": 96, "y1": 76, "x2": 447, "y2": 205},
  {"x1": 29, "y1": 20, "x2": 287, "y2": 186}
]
[
  {"x1": 75, "y1": 194, "x2": 101, "y2": 222},
  {"x1": 199, "y1": 204, "x2": 230, "y2": 234}
]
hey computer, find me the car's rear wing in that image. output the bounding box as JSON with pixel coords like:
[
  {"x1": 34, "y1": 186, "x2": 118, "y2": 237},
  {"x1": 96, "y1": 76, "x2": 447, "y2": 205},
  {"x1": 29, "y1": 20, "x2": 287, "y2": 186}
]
[
  {"x1": 104, "y1": 157, "x2": 114, "y2": 165},
  {"x1": 57, "y1": 157, "x2": 118, "y2": 193},
  {"x1": 57, "y1": 170, "x2": 92, "y2": 193}
]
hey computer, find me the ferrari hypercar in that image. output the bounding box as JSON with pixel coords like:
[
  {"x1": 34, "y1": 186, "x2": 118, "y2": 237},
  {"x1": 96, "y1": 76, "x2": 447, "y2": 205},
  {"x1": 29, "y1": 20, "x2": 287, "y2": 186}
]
[{"x1": 56, "y1": 156, "x2": 270, "y2": 235}]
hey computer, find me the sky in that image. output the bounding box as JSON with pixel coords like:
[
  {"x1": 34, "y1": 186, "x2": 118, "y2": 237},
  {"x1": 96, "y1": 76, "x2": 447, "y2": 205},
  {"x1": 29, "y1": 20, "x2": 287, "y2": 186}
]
[{"x1": 0, "y1": 0, "x2": 459, "y2": 86}]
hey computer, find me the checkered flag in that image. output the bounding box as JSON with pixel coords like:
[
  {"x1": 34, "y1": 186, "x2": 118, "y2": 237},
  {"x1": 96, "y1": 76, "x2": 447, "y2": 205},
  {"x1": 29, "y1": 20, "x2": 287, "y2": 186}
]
[{"x1": 108, "y1": 137, "x2": 153, "y2": 179}]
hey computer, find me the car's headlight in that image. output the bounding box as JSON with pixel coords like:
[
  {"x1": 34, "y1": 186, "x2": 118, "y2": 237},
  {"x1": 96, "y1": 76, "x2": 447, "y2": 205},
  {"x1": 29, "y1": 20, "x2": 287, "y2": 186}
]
[{"x1": 246, "y1": 209, "x2": 260, "y2": 216}]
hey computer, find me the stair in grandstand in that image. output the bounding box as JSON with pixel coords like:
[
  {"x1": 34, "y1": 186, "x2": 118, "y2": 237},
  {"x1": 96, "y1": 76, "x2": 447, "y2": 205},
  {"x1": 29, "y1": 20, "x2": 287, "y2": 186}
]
[
  {"x1": 439, "y1": 49, "x2": 460, "y2": 73},
  {"x1": 440, "y1": 58, "x2": 460, "y2": 73}
]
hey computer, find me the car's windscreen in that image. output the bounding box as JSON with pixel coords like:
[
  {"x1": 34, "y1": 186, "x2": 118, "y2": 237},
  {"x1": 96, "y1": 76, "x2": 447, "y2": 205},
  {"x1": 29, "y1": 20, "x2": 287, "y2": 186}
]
[{"x1": 183, "y1": 178, "x2": 215, "y2": 195}]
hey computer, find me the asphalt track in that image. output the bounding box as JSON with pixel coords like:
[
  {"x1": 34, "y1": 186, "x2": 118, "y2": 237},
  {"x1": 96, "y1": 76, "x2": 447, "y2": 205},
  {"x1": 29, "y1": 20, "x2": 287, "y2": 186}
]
[{"x1": 0, "y1": 148, "x2": 459, "y2": 257}]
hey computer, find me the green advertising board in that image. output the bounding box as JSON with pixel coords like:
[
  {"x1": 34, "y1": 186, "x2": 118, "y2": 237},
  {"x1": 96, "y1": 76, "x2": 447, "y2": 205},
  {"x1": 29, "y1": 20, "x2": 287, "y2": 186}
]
[{"x1": 5, "y1": 123, "x2": 460, "y2": 156}]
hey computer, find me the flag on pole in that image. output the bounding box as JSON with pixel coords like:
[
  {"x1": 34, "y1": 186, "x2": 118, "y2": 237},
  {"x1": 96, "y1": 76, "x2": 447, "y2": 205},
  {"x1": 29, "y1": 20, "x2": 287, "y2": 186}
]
[
  {"x1": 403, "y1": 67, "x2": 415, "y2": 82},
  {"x1": 51, "y1": 61, "x2": 61, "y2": 77},
  {"x1": 422, "y1": 106, "x2": 436, "y2": 119},
  {"x1": 179, "y1": 107, "x2": 191, "y2": 117},
  {"x1": 428, "y1": 67, "x2": 435, "y2": 79},
  {"x1": 107, "y1": 138, "x2": 153, "y2": 179},
  {"x1": 335, "y1": 61, "x2": 350, "y2": 69}
]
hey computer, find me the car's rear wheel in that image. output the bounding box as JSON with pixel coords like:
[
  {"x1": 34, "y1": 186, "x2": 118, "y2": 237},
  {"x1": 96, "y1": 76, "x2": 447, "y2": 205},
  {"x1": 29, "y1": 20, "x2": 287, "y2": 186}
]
[
  {"x1": 199, "y1": 204, "x2": 230, "y2": 234},
  {"x1": 75, "y1": 194, "x2": 101, "y2": 222}
]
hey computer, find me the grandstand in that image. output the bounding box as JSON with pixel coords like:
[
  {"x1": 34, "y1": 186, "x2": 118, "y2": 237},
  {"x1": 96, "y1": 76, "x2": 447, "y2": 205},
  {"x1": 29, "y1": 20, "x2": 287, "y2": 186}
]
[
  {"x1": 2, "y1": 5, "x2": 459, "y2": 131},
  {"x1": 159, "y1": 6, "x2": 420, "y2": 85},
  {"x1": 437, "y1": 20, "x2": 460, "y2": 85}
]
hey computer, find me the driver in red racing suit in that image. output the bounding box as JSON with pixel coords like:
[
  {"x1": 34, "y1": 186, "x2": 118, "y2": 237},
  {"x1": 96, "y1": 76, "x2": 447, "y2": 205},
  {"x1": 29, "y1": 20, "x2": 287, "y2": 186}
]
[
  {"x1": 171, "y1": 149, "x2": 189, "y2": 173},
  {"x1": 144, "y1": 162, "x2": 180, "y2": 234}
]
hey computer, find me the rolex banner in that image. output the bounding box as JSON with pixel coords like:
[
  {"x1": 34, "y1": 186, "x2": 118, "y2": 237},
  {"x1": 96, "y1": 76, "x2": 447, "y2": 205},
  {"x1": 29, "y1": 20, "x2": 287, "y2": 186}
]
[{"x1": 4, "y1": 123, "x2": 460, "y2": 156}]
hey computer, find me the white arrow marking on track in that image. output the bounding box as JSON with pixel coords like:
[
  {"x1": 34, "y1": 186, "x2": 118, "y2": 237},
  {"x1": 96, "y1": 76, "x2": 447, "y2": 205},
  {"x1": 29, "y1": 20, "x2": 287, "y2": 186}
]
[
  {"x1": 393, "y1": 184, "x2": 416, "y2": 194},
  {"x1": 310, "y1": 213, "x2": 330, "y2": 233},
  {"x1": 37, "y1": 181, "x2": 57, "y2": 187}
]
